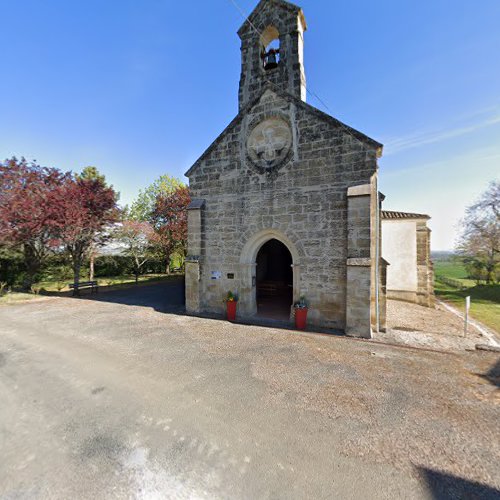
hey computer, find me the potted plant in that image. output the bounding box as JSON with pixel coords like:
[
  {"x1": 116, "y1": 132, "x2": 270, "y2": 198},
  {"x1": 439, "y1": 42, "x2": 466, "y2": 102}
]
[
  {"x1": 293, "y1": 296, "x2": 308, "y2": 330},
  {"x1": 224, "y1": 291, "x2": 238, "y2": 322}
]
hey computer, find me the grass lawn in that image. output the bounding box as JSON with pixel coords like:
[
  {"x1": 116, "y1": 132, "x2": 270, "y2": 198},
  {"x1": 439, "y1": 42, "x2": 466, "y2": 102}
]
[
  {"x1": 434, "y1": 262, "x2": 500, "y2": 333},
  {"x1": 0, "y1": 293, "x2": 49, "y2": 305},
  {"x1": 36, "y1": 273, "x2": 176, "y2": 292}
]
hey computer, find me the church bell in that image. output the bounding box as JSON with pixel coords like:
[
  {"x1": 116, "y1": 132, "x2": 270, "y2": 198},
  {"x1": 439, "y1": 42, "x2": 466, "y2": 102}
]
[{"x1": 262, "y1": 48, "x2": 279, "y2": 70}]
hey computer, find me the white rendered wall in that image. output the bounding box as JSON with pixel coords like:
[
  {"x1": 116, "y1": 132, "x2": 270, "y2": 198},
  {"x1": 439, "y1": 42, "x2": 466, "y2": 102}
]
[{"x1": 382, "y1": 220, "x2": 417, "y2": 292}]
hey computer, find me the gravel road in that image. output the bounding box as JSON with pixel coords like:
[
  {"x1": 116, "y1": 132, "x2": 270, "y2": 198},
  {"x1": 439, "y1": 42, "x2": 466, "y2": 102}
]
[
  {"x1": 382, "y1": 299, "x2": 500, "y2": 351},
  {"x1": 1, "y1": 281, "x2": 499, "y2": 499}
]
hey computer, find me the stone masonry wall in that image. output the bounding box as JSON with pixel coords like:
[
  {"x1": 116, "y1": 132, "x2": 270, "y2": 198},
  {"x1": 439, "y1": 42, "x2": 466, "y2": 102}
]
[
  {"x1": 238, "y1": 0, "x2": 306, "y2": 110},
  {"x1": 186, "y1": 90, "x2": 379, "y2": 330},
  {"x1": 346, "y1": 184, "x2": 375, "y2": 338},
  {"x1": 416, "y1": 221, "x2": 435, "y2": 307}
]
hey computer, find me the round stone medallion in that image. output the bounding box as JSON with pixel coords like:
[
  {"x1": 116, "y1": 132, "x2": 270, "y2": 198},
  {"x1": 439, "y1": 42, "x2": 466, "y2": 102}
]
[{"x1": 247, "y1": 117, "x2": 292, "y2": 171}]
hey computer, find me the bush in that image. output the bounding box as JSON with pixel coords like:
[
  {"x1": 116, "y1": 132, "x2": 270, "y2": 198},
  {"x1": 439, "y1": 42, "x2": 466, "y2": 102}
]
[
  {"x1": 0, "y1": 249, "x2": 25, "y2": 286},
  {"x1": 0, "y1": 250, "x2": 171, "y2": 289}
]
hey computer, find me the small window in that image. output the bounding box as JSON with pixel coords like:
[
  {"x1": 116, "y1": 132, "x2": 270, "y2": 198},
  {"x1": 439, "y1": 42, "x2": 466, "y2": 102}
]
[{"x1": 260, "y1": 26, "x2": 280, "y2": 71}]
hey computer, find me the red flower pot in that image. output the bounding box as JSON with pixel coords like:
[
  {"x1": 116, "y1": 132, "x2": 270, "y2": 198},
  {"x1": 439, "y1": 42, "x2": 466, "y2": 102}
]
[
  {"x1": 226, "y1": 300, "x2": 237, "y2": 322},
  {"x1": 295, "y1": 308, "x2": 308, "y2": 330}
]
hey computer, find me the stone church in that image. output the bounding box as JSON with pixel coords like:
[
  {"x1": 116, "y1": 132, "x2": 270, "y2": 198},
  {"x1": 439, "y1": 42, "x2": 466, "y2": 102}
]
[{"x1": 185, "y1": 0, "x2": 432, "y2": 338}]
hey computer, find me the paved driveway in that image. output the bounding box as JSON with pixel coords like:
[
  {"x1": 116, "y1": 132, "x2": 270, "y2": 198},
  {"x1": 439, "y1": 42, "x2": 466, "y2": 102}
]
[{"x1": 1, "y1": 281, "x2": 499, "y2": 499}]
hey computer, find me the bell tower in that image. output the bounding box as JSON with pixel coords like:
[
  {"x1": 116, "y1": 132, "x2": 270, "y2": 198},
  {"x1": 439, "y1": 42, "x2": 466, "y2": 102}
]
[{"x1": 237, "y1": 0, "x2": 307, "y2": 111}]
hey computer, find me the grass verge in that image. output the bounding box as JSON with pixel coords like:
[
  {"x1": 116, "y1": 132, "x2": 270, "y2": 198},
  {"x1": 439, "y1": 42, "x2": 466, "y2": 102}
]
[
  {"x1": 36, "y1": 274, "x2": 177, "y2": 293},
  {"x1": 435, "y1": 279, "x2": 500, "y2": 334},
  {"x1": 0, "y1": 293, "x2": 48, "y2": 305}
]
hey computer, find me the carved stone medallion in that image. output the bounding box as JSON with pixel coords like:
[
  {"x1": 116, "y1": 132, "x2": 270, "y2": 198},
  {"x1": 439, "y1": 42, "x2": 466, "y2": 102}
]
[{"x1": 247, "y1": 117, "x2": 292, "y2": 172}]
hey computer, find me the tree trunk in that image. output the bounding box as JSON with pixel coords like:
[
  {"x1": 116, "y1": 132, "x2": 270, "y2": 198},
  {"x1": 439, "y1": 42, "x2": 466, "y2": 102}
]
[
  {"x1": 72, "y1": 257, "x2": 81, "y2": 296},
  {"x1": 89, "y1": 250, "x2": 95, "y2": 281},
  {"x1": 22, "y1": 244, "x2": 39, "y2": 292}
]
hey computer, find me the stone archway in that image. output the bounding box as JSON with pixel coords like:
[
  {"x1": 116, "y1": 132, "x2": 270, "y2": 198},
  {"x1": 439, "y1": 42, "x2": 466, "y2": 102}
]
[{"x1": 238, "y1": 229, "x2": 301, "y2": 319}]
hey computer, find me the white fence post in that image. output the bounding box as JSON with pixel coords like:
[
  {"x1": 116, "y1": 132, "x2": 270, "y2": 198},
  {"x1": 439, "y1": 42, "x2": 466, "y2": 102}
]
[{"x1": 464, "y1": 296, "x2": 471, "y2": 338}]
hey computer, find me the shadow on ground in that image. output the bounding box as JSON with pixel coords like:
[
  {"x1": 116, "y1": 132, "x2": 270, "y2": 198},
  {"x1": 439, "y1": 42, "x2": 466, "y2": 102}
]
[
  {"x1": 72, "y1": 277, "x2": 186, "y2": 314},
  {"x1": 419, "y1": 467, "x2": 500, "y2": 500},
  {"x1": 65, "y1": 278, "x2": 345, "y2": 337},
  {"x1": 480, "y1": 358, "x2": 500, "y2": 389}
]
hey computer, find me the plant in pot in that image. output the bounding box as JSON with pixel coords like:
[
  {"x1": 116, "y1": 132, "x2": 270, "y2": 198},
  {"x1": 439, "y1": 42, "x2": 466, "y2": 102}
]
[
  {"x1": 224, "y1": 291, "x2": 239, "y2": 322},
  {"x1": 293, "y1": 296, "x2": 308, "y2": 330}
]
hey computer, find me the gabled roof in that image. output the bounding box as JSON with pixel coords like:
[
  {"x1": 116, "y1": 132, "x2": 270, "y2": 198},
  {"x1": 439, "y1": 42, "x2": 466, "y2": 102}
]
[
  {"x1": 185, "y1": 83, "x2": 383, "y2": 178},
  {"x1": 237, "y1": 0, "x2": 305, "y2": 37},
  {"x1": 382, "y1": 210, "x2": 430, "y2": 220}
]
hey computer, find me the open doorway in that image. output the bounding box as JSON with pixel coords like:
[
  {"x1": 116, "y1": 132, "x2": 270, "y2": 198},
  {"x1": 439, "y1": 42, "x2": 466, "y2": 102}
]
[{"x1": 256, "y1": 239, "x2": 293, "y2": 320}]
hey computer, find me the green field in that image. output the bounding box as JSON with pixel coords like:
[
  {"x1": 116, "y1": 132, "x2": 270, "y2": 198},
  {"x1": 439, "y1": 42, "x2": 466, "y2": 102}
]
[
  {"x1": 433, "y1": 261, "x2": 476, "y2": 285},
  {"x1": 434, "y1": 260, "x2": 499, "y2": 333}
]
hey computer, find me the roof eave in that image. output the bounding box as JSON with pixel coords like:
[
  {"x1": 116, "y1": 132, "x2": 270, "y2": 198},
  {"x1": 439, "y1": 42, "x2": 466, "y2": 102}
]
[{"x1": 186, "y1": 84, "x2": 384, "y2": 177}]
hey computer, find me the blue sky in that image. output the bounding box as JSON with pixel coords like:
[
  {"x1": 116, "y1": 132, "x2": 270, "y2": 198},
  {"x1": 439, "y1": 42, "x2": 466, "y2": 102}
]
[{"x1": 1, "y1": 0, "x2": 499, "y2": 250}]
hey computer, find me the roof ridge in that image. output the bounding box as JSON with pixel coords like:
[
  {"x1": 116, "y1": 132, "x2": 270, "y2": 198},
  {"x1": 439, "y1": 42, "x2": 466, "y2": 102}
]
[
  {"x1": 185, "y1": 85, "x2": 383, "y2": 177},
  {"x1": 237, "y1": 0, "x2": 303, "y2": 36}
]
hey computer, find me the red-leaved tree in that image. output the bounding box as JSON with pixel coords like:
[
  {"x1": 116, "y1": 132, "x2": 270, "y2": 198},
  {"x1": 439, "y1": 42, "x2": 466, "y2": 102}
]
[
  {"x1": 0, "y1": 157, "x2": 70, "y2": 290},
  {"x1": 152, "y1": 186, "x2": 191, "y2": 271},
  {"x1": 53, "y1": 176, "x2": 119, "y2": 293}
]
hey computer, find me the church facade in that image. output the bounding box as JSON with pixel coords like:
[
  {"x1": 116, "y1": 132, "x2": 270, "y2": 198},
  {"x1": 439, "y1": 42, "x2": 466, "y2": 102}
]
[{"x1": 185, "y1": 0, "x2": 388, "y2": 338}]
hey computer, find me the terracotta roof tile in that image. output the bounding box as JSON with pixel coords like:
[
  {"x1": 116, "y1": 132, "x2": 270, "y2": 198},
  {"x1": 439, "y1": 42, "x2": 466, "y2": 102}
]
[{"x1": 381, "y1": 210, "x2": 430, "y2": 220}]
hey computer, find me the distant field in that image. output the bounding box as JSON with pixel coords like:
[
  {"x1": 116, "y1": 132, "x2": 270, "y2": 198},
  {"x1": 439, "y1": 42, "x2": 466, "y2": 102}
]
[
  {"x1": 433, "y1": 261, "x2": 477, "y2": 287},
  {"x1": 434, "y1": 259, "x2": 499, "y2": 333}
]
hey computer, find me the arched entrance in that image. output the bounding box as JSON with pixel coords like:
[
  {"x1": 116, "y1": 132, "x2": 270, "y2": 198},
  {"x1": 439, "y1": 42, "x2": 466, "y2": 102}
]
[
  {"x1": 256, "y1": 239, "x2": 293, "y2": 319},
  {"x1": 239, "y1": 229, "x2": 300, "y2": 319}
]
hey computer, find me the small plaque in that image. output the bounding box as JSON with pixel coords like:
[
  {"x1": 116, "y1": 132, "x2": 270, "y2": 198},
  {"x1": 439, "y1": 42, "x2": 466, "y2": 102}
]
[
  {"x1": 211, "y1": 271, "x2": 222, "y2": 280},
  {"x1": 227, "y1": 273, "x2": 235, "y2": 280}
]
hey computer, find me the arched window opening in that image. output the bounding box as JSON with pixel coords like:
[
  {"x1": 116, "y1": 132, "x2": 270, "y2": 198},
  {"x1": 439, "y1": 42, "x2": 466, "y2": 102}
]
[{"x1": 260, "y1": 26, "x2": 280, "y2": 71}]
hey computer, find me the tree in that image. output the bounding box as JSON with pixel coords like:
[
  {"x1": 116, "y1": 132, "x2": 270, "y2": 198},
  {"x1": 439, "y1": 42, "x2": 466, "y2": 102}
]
[
  {"x1": 130, "y1": 175, "x2": 184, "y2": 222},
  {"x1": 115, "y1": 220, "x2": 155, "y2": 283},
  {"x1": 152, "y1": 186, "x2": 191, "y2": 272},
  {"x1": 0, "y1": 157, "x2": 69, "y2": 290},
  {"x1": 77, "y1": 166, "x2": 115, "y2": 280},
  {"x1": 77, "y1": 166, "x2": 107, "y2": 185},
  {"x1": 457, "y1": 181, "x2": 500, "y2": 284},
  {"x1": 54, "y1": 176, "x2": 119, "y2": 294}
]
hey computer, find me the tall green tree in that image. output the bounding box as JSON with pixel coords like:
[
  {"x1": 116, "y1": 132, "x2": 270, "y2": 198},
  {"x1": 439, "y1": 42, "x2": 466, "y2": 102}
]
[
  {"x1": 128, "y1": 175, "x2": 186, "y2": 273},
  {"x1": 77, "y1": 166, "x2": 107, "y2": 185},
  {"x1": 130, "y1": 175, "x2": 184, "y2": 222}
]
